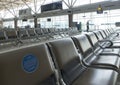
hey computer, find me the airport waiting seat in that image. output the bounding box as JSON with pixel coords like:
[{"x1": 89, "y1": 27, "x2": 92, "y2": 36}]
[
  {"x1": 60, "y1": 28, "x2": 68, "y2": 37},
  {"x1": 94, "y1": 31, "x2": 117, "y2": 45},
  {"x1": 72, "y1": 35, "x2": 120, "y2": 72},
  {"x1": 48, "y1": 28, "x2": 57, "y2": 37},
  {"x1": 104, "y1": 29, "x2": 119, "y2": 40},
  {"x1": 0, "y1": 30, "x2": 6, "y2": 42},
  {"x1": 0, "y1": 44, "x2": 57, "y2": 85},
  {"x1": 5, "y1": 29, "x2": 17, "y2": 40},
  {"x1": 4, "y1": 29, "x2": 22, "y2": 45},
  {"x1": 26, "y1": 28, "x2": 40, "y2": 40},
  {"x1": 99, "y1": 30, "x2": 107, "y2": 39},
  {"x1": 42, "y1": 28, "x2": 49, "y2": 34},
  {"x1": 47, "y1": 28, "x2": 62, "y2": 39},
  {"x1": 35, "y1": 28, "x2": 43, "y2": 36},
  {"x1": 94, "y1": 31, "x2": 107, "y2": 41},
  {"x1": 27, "y1": 29, "x2": 36, "y2": 37},
  {"x1": 48, "y1": 28, "x2": 58, "y2": 35},
  {"x1": 85, "y1": 32, "x2": 120, "y2": 54},
  {"x1": 96, "y1": 30, "x2": 120, "y2": 48},
  {"x1": 93, "y1": 31, "x2": 110, "y2": 47},
  {"x1": 42, "y1": 28, "x2": 54, "y2": 38},
  {"x1": 100, "y1": 30, "x2": 119, "y2": 41},
  {"x1": 18, "y1": 29, "x2": 29, "y2": 39},
  {"x1": 48, "y1": 38, "x2": 118, "y2": 85}
]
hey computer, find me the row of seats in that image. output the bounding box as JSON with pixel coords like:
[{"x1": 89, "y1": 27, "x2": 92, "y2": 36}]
[
  {"x1": 0, "y1": 28, "x2": 119, "y2": 85},
  {"x1": 0, "y1": 28, "x2": 79, "y2": 44}
]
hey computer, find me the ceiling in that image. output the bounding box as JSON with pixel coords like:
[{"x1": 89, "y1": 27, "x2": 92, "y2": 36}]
[
  {"x1": 2, "y1": 0, "x2": 120, "y2": 21},
  {"x1": 0, "y1": 0, "x2": 32, "y2": 10},
  {"x1": 26, "y1": 0, "x2": 120, "y2": 19}
]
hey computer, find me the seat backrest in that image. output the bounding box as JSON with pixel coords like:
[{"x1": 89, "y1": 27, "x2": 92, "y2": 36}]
[
  {"x1": 94, "y1": 31, "x2": 104, "y2": 41},
  {"x1": 5, "y1": 29, "x2": 17, "y2": 39},
  {"x1": 110, "y1": 28, "x2": 115, "y2": 33},
  {"x1": 27, "y1": 29, "x2": 36, "y2": 36},
  {"x1": 108, "y1": 29, "x2": 112, "y2": 34},
  {"x1": 103, "y1": 30, "x2": 109, "y2": 37},
  {"x1": 0, "y1": 30, "x2": 6, "y2": 40},
  {"x1": 48, "y1": 28, "x2": 55, "y2": 33},
  {"x1": 106, "y1": 29, "x2": 111, "y2": 35},
  {"x1": 35, "y1": 28, "x2": 43, "y2": 35},
  {"x1": 0, "y1": 44, "x2": 56, "y2": 85},
  {"x1": 19, "y1": 29, "x2": 29, "y2": 38},
  {"x1": 42, "y1": 28, "x2": 49, "y2": 34},
  {"x1": 100, "y1": 30, "x2": 107, "y2": 39},
  {"x1": 111, "y1": 28, "x2": 115, "y2": 33},
  {"x1": 72, "y1": 34, "x2": 93, "y2": 57},
  {"x1": 48, "y1": 38, "x2": 85, "y2": 84},
  {"x1": 54, "y1": 28, "x2": 59, "y2": 32},
  {"x1": 86, "y1": 33, "x2": 98, "y2": 47},
  {"x1": 85, "y1": 32, "x2": 102, "y2": 53}
]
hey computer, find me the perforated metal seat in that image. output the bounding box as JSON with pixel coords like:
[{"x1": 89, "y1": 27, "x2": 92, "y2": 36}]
[
  {"x1": 48, "y1": 38, "x2": 118, "y2": 85},
  {"x1": 0, "y1": 44, "x2": 57, "y2": 85}
]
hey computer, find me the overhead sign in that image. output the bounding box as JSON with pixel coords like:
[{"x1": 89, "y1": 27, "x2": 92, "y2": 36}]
[
  {"x1": 19, "y1": 8, "x2": 31, "y2": 17},
  {"x1": 41, "y1": 1, "x2": 62, "y2": 12},
  {"x1": 22, "y1": 18, "x2": 27, "y2": 22},
  {"x1": 47, "y1": 18, "x2": 51, "y2": 22},
  {"x1": 97, "y1": 5, "x2": 103, "y2": 14}
]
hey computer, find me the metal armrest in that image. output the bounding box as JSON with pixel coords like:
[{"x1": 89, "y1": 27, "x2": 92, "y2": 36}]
[
  {"x1": 98, "y1": 39, "x2": 113, "y2": 48},
  {"x1": 115, "y1": 33, "x2": 119, "y2": 37}
]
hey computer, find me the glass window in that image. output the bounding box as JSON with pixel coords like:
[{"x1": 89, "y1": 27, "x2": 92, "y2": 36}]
[{"x1": 40, "y1": 15, "x2": 68, "y2": 28}]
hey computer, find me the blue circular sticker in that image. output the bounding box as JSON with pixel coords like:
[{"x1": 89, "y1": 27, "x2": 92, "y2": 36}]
[{"x1": 22, "y1": 54, "x2": 39, "y2": 73}]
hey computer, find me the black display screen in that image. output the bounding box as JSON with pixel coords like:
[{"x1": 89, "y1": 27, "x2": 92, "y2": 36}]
[{"x1": 41, "y1": 1, "x2": 62, "y2": 12}]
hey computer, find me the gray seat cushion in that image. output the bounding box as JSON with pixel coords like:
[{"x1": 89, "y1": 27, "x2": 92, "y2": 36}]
[{"x1": 73, "y1": 68, "x2": 118, "y2": 85}]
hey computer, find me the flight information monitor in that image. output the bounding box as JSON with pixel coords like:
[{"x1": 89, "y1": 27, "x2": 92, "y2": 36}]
[{"x1": 41, "y1": 1, "x2": 62, "y2": 12}]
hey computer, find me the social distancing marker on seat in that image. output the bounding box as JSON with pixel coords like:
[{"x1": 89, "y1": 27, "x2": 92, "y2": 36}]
[{"x1": 22, "y1": 54, "x2": 39, "y2": 73}]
